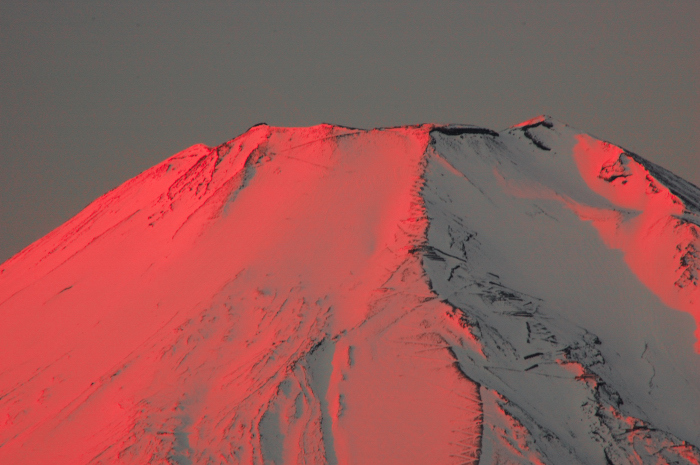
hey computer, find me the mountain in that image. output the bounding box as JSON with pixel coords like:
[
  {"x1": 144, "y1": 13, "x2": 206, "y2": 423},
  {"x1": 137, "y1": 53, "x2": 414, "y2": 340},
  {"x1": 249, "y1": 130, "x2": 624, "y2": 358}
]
[{"x1": 0, "y1": 117, "x2": 698, "y2": 465}]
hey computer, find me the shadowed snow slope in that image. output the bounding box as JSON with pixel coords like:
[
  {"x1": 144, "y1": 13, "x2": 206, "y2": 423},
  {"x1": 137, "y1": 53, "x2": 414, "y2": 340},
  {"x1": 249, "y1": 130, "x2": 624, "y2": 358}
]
[{"x1": 0, "y1": 118, "x2": 698, "y2": 464}]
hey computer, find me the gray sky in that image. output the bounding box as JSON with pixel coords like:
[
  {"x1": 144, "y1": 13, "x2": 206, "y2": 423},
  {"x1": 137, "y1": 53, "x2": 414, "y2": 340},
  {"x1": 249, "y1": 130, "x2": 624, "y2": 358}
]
[{"x1": 1, "y1": 1, "x2": 698, "y2": 264}]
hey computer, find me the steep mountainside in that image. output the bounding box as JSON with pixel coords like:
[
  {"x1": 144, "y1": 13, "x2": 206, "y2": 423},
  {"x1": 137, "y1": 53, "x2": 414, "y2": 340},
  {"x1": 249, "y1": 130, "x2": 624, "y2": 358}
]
[{"x1": 1, "y1": 118, "x2": 698, "y2": 464}]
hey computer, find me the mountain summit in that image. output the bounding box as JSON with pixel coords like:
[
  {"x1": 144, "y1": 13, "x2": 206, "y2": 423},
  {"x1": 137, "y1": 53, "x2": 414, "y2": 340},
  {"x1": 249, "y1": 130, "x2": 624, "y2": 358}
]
[{"x1": 1, "y1": 118, "x2": 698, "y2": 464}]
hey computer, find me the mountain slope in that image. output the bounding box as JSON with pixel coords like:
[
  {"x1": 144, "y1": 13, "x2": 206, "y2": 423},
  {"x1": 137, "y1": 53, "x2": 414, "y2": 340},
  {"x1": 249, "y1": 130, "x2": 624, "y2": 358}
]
[
  {"x1": 0, "y1": 118, "x2": 698, "y2": 464},
  {"x1": 425, "y1": 118, "x2": 700, "y2": 464}
]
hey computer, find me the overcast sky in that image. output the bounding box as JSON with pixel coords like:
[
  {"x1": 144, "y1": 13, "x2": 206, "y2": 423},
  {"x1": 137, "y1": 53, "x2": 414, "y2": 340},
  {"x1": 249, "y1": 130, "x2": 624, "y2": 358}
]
[{"x1": 1, "y1": 1, "x2": 698, "y2": 263}]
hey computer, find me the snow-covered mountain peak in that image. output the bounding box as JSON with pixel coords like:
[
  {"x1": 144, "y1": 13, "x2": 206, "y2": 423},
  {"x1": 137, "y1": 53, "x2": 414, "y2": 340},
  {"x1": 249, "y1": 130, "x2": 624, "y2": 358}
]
[
  {"x1": 510, "y1": 114, "x2": 558, "y2": 129},
  {"x1": 0, "y1": 119, "x2": 698, "y2": 464}
]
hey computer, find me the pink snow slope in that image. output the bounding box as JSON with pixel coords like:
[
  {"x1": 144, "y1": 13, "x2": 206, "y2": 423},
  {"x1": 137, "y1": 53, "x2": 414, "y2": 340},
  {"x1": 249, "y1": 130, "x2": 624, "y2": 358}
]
[{"x1": 1, "y1": 119, "x2": 698, "y2": 464}]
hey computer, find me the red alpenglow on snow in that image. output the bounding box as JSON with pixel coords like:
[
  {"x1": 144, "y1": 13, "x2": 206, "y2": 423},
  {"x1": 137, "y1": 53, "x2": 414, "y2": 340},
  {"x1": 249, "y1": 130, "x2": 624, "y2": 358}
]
[{"x1": 0, "y1": 117, "x2": 698, "y2": 464}]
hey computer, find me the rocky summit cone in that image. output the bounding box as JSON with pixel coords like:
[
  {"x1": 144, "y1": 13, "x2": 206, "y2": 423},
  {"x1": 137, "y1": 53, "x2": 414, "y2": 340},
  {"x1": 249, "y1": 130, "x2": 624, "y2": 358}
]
[{"x1": 1, "y1": 118, "x2": 699, "y2": 464}]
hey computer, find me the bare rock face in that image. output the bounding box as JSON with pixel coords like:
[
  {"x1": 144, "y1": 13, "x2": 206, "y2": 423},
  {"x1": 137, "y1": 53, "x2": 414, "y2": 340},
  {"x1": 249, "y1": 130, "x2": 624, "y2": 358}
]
[{"x1": 1, "y1": 118, "x2": 698, "y2": 464}]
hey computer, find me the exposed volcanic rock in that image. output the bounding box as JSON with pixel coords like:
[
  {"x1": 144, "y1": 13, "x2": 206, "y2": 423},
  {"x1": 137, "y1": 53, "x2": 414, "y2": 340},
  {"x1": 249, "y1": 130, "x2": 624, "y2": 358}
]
[{"x1": 1, "y1": 118, "x2": 698, "y2": 464}]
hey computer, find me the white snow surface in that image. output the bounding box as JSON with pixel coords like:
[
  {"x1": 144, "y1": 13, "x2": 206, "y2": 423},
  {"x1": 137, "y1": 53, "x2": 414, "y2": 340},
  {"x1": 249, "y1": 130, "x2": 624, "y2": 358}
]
[
  {"x1": 0, "y1": 117, "x2": 698, "y2": 464},
  {"x1": 424, "y1": 119, "x2": 700, "y2": 463}
]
